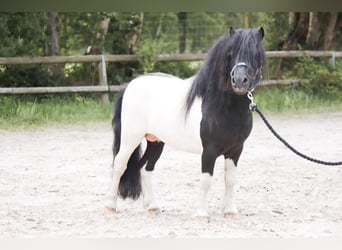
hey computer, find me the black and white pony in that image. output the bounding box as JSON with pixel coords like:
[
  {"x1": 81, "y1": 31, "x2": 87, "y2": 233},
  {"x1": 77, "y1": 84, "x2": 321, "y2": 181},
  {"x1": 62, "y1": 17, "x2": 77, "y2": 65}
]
[{"x1": 106, "y1": 27, "x2": 266, "y2": 217}]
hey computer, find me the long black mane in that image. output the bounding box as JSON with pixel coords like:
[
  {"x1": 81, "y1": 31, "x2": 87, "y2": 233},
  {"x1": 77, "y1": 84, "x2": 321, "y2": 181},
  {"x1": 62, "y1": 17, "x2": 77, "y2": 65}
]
[{"x1": 185, "y1": 28, "x2": 266, "y2": 114}]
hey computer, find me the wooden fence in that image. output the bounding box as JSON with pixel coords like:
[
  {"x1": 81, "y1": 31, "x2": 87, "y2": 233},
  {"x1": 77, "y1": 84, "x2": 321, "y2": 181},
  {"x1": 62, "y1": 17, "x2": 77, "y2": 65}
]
[{"x1": 0, "y1": 51, "x2": 341, "y2": 103}]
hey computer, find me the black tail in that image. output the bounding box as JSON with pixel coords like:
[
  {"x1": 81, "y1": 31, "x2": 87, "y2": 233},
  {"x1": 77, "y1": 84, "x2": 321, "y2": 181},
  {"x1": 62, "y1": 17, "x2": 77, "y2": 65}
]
[{"x1": 112, "y1": 89, "x2": 143, "y2": 200}]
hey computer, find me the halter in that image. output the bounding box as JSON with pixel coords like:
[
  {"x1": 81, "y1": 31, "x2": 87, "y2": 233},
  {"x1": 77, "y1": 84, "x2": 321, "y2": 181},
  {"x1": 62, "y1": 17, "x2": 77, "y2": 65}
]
[
  {"x1": 229, "y1": 62, "x2": 248, "y2": 80},
  {"x1": 230, "y1": 62, "x2": 262, "y2": 92}
]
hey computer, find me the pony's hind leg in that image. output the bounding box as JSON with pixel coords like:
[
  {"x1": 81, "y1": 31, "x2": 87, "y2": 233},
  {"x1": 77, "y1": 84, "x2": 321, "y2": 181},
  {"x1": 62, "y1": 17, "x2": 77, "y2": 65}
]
[
  {"x1": 140, "y1": 141, "x2": 164, "y2": 213},
  {"x1": 106, "y1": 134, "x2": 143, "y2": 212}
]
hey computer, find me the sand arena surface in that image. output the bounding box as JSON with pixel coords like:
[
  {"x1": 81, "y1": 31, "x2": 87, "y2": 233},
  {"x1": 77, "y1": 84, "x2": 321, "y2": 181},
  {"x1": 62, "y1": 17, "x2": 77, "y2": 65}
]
[{"x1": 1, "y1": 112, "x2": 341, "y2": 237}]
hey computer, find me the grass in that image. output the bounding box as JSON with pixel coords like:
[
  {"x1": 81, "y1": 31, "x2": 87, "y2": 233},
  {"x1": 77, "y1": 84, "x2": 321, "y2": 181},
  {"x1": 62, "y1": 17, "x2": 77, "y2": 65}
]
[
  {"x1": 0, "y1": 94, "x2": 114, "y2": 129},
  {"x1": 254, "y1": 85, "x2": 342, "y2": 115},
  {"x1": 0, "y1": 86, "x2": 341, "y2": 129}
]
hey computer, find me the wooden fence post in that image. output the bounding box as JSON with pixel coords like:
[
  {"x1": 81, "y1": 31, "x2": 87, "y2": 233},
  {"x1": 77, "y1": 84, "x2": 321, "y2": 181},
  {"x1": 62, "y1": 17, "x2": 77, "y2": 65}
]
[
  {"x1": 98, "y1": 55, "x2": 109, "y2": 104},
  {"x1": 331, "y1": 51, "x2": 336, "y2": 68}
]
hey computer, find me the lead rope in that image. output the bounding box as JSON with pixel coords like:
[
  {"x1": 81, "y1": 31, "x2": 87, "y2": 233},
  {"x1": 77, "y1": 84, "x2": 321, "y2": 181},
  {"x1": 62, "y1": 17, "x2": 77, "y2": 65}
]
[{"x1": 247, "y1": 91, "x2": 342, "y2": 166}]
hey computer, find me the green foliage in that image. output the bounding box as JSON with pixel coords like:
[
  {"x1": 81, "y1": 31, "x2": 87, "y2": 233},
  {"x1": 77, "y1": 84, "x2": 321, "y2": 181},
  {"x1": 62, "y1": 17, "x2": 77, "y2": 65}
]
[
  {"x1": 0, "y1": 95, "x2": 113, "y2": 128},
  {"x1": 0, "y1": 13, "x2": 63, "y2": 88},
  {"x1": 1, "y1": 84, "x2": 341, "y2": 129},
  {"x1": 141, "y1": 13, "x2": 178, "y2": 51},
  {"x1": 0, "y1": 13, "x2": 47, "y2": 57},
  {"x1": 255, "y1": 57, "x2": 342, "y2": 114},
  {"x1": 187, "y1": 12, "x2": 233, "y2": 53},
  {"x1": 255, "y1": 12, "x2": 291, "y2": 50},
  {"x1": 136, "y1": 37, "x2": 198, "y2": 77},
  {"x1": 59, "y1": 12, "x2": 142, "y2": 85},
  {"x1": 0, "y1": 64, "x2": 61, "y2": 87},
  {"x1": 255, "y1": 85, "x2": 342, "y2": 114},
  {"x1": 105, "y1": 12, "x2": 142, "y2": 54},
  {"x1": 137, "y1": 38, "x2": 163, "y2": 73},
  {"x1": 293, "y1": 57, "x2": 342, "y2": 98},
  {"x1": 64, "y1": 62, "x2": 98, "y2": 85},
  {"x1": 1, "y1": 12, "x2": 341, "y2": 105},
  {"x1": 59, "y1": 12, "x2": 108, "y2": 54},
  {"x1": 154, "y1": 61, "x2": 197, "y2": 78}
]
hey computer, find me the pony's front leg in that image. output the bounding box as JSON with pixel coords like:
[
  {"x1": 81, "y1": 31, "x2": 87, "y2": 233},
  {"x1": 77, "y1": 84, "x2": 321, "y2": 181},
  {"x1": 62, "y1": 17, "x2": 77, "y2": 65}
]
[
  {"x1": 193, "y1": 148, "x2": 216, "y2": 218},
  {"x1": 223, "y1": 158, "x2": 239, "y2": 217},
  {"x1": 193, "y1": 173, "x2": 212, "y2": 218}
]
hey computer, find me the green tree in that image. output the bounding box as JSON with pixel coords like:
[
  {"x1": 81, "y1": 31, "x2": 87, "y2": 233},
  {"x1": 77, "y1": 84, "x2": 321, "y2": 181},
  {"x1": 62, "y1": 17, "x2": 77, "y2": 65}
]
[
  {"x1": 0, "y1": 13, "x2": 58, "y2": 87},
  {"x1": 0, "y1": 13, "x2": 46, "y2": 57}
]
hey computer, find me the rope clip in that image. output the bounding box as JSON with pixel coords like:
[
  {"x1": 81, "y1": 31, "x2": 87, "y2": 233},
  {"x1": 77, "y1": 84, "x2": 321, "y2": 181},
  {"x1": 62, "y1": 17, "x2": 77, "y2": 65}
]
[{"x1": 247, "y1": 91, "x2": 257, "y2": 111}]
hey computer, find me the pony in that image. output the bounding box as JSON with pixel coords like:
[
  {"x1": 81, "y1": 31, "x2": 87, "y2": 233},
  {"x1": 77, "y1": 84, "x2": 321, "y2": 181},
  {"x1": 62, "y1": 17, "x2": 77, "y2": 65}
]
[{"x1": 106, "y1": 27, "x2": 266, "y2": 218}]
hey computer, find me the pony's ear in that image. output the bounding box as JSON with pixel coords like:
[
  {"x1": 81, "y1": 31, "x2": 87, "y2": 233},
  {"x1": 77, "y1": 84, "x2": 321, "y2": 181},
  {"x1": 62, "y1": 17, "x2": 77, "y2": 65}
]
[
  {"x1": 229, "y1": 27, "x2": 235, "y2": 36},
  {"x1": 259, "y1": 27, "x2": 264, "y2": 39}
]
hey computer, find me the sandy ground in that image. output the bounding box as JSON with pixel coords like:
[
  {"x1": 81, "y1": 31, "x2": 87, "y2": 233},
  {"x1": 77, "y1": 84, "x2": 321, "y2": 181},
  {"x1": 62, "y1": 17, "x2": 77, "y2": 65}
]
[{"x1": 0, "y1": 112, "x2": 342, "y2": 238}]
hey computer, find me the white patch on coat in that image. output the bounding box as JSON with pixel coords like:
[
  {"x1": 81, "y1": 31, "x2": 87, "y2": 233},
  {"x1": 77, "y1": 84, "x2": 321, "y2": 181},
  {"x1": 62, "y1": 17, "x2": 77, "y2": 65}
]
[
  {"x1": 121, "y1": 75, "x2": 203, "y2": 154},
  {"x1": 194, "y1": 173, "x2": 212, "y2": 217},
  {"x1": 141, "y1": 167, "x2": 159, "y2": 211},
  {"x1": 223, "y1": 158, "x2": 238, "y2": 215}
]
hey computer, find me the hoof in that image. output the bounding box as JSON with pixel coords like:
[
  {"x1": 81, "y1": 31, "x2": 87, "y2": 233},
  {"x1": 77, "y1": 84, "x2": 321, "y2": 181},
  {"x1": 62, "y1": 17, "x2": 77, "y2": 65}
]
[
  {"x1": 144, "y1": 199, "x2": 159, "y2": 210},
  {"x1": 193, "y1": 209, "x2": 209, "y2": 221},
  {"x1": 105, "y1": 199, "x2": 117, "y2": 212},
  {"x1": 146, "y1": 201, "x2": 161, "y2": 215},
  {"x1": 223, "y1": 212, "x2": 238, "y2": 218},
  {"x1": 147, "y1": 207, "x2": 161, "y2": 215},
  {"x1": 223, "y1": 207, "x2": 239, "y2": 218},
  {"x1": 223, "y1": 203, "x2": 238, "y2": 217}
]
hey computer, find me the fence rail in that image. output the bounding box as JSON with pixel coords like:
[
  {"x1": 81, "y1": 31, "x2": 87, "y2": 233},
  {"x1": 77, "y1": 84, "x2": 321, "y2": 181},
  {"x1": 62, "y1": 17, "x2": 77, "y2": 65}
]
[
  {"x1": 0, "y1": 51, "x2": 340, "y2": 102},
  {"x1": 0, "y1": 85, "x2": 124, "y2": 94},
  {"x1": 0, "y1": 79, "x2": 302, "y2": 95},
  {"x1": 0, "y1": 51, "x2": 341, "y2": 65}
]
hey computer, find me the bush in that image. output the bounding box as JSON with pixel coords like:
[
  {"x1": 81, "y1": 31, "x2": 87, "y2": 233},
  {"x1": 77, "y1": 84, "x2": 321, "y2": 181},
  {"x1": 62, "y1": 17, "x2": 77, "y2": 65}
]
[
  {"x1": 136, "y1": 38, "x2": 197, "y2": 78},
  {"x1": 294, "y1": 57, "x2": 342, "y2": 98},
  {"x1": 137, "y1": 38, "x2": 163, "y2": 74},
  {"x1": 0, "y1": 64, "x2": 62, "y2": 87},
  {"x1": 153, "y1": 61, "x2": 197, "y2": 78}
]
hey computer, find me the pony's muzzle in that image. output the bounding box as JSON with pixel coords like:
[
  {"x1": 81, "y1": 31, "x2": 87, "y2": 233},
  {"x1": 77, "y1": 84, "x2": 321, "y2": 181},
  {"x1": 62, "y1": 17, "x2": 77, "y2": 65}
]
[
  {"x1": 231, "y1": 72, "x2": 250, "y2": 95},
  {"x1": 230, "y1": 62, "x2": 251, "y2": 95}
]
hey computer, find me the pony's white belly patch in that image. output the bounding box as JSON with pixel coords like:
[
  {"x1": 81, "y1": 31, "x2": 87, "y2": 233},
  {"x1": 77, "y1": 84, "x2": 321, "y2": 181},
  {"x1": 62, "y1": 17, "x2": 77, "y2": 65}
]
[
  {"x1": 147, "y1": 81, "x2": 203, "y2": 154},
  {"x1": 150, "y1": 96, "x2": 203, "y2": 154},
  {"x1": 122, "y1": 75, "x2": 203, "y2": 154}
]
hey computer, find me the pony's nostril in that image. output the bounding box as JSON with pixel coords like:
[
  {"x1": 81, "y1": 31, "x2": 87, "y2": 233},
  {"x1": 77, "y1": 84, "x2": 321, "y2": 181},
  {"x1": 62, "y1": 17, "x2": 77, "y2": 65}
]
[{"x1": 243, "y1": 78, "x2": 248, "y2": 83}]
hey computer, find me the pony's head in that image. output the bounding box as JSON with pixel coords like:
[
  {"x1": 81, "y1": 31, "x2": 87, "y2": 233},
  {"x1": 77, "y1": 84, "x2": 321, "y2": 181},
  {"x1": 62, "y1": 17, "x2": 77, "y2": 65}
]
[
  {"x1": 227, "y1": 27, "x2": 265, "y2": 95},
  {"x1": 186, "y1": 27, "x2": 266, "y2": 113}
]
